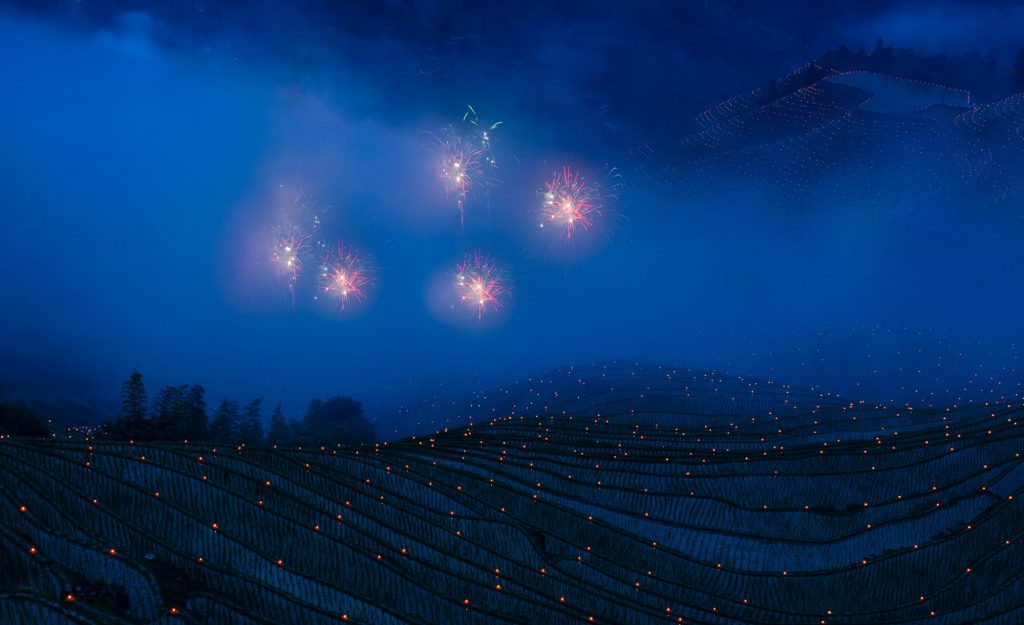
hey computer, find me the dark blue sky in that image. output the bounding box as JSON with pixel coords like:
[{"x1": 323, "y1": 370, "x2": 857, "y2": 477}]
[{"x1": 2, "y1": 1, "x2": 1023, "y2": 434}]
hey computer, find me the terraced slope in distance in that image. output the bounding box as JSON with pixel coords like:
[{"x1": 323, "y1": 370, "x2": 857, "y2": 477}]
[{"x1": 637, "y1": 68, "x2": 1024, "y2": 212}]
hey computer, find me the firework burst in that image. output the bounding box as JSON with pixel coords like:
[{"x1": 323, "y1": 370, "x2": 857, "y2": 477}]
[
  {"x1": 271, "y1": 225, "x2": 312, "y2": 307},
  {"x1": 320, "y1": 243, "x2": 374, "y2": 311},
  {"x1": 540, "y1": 166, "x2": 601, "y2": 240},
  {"x1": 434, "y1": 107, "x2": 502, "y2": 227},
  {"x1": 438, "y1": 134, "x2": 488, "y2": 226},
  {"x1": 454, "y1": 252, "x2": 509, "y2": 320}
]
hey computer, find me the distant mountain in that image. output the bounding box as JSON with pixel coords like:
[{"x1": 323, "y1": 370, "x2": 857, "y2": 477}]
[
  {"x1": 636, "y1": 61, "x2": 1024, "y2": 214},
  {"x1": 2, "y1": 365, "x2": 1022, "y2": 624}
]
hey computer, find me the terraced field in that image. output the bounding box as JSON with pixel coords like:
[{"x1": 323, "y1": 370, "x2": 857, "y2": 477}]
[
  {"x1": 640, "y1": 68, "x2": 1024, "y2": 212},
  {"x1": 3, "y1": 363, "x2": 1024, "y2": 624}
]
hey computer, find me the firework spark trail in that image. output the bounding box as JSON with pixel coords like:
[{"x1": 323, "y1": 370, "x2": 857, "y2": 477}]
[
  {"x1": 462, "y1": 104, "x2": 503, "y2": 168},
  {"x1": 268, "y1": 190, "x2": 338, "y2": 310},
  {"x1": 320, "y1": 242, "x2": 374, "y2": 311},
  {"x1": 435, "y1": 107, "x2": 503, "y2": 228},
  {"x1": 540, "y1": 166, "x2": 601, "y2": 240},
  {"x1": 271, "y1": 224, "x2": 312, "y2": 310},
  {"x1": 454, "y1": 252, "x2": 509, "y2": 320},
  {"x1": 438, "y1": 133, "x2": 487, "y2": 227}
]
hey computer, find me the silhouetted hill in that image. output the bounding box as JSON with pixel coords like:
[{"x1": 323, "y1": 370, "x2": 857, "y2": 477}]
[{"x1": 637, "y1": 63, "x2": 1024, "y2": 214}]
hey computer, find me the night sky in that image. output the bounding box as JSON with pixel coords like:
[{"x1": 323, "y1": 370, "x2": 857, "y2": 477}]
[{"x1": 2, "y1": 0, "x2": 1024, "y2": 435}]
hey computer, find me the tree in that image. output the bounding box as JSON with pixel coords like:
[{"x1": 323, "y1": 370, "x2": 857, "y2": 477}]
[
  {"x1": 114, "y1": 371, "x2": 148, "y2": 440},
  {"x1": 267, "y1": 403, "x2": 290, "y2": 445},
  {"x1": 208, "y1": 399, "x2": 239, "y2": 443},
  {"x1": 288, "y1": 418, "x2": 303, "y2": 443},
  {"x1": 870, "y1": 38, "x2": 893, "y2": 74},
  {"x1": 1013, "y1": 47, "x2": 1024, "y2": 93},
  {"x1": 182, "y1": 385, "x2": 208, "y2": 441},
  {"x1": 151, "y1": 384, "x2": 189, "y2": 440},
  {"x1": 239, "y1": 398, "x2": 264, "y2": 445},
  {"x1": 295, "y1": 396, "x2": 375, "y2": 446},
  {"x1": 0, "y1": 402, "x2": 50, "y2": 437}
]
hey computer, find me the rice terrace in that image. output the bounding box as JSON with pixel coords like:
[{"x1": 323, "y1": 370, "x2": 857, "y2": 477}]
[
  {"x1": 3, "y1": 364, "x2": 1024, "y2": 624},
  {"x1": 3, "y1": 1, "x2": 1024, "y2": 624}
]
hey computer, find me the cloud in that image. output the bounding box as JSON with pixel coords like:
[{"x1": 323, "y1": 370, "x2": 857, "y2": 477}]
[
  {"x1": 3, "y1": 1, "x2": 1023, "y2": 421},
  {"x1": 95, "y1": 10, "x2": 161, "y2": 59}
]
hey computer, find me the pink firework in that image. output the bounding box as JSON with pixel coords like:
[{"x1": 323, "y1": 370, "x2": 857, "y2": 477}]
[
  {"x1": 454, "y1": 253, "x2": 508, "y2": 320},
  {"x1": 320, "y1": 243, "x2": 373, "y2": 311},
  {"x1": 540, "y1": 166, "x2": 600, "y2": 240},
  {"x1": 438, "y1": 134, "x2": 487, "y2": 227}
]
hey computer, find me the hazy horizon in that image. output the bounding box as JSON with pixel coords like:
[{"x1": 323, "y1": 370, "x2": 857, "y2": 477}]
[{"x1": 3, "y1": 0, "x2": 1024, "y2": 437}]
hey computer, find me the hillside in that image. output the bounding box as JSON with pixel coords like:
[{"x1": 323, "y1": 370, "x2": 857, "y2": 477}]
[
  {"x1": 2, "y1": 364, "x2": 1024, "y2": 624},
  {"x1": 637, "y1": 65, "x2": 1024, "y2": 213}
]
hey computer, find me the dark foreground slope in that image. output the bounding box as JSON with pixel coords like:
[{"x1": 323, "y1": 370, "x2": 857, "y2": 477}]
[{"x1": 2, "y1": 364, "x2": 1024, "y2": 624}]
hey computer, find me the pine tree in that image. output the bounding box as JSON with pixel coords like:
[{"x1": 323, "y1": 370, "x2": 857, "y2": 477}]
[
  {"x1": 288, "y1": 418, "x2": 304, "y2": 444},
  {"x1": 114, "y1": 371, "x2": 148, "y2": 440},
  {"x1": 209, "y1": 399, "x2": 239, "y2": 443},
  {"x1": 183, "y1": 385, "x2": 208, "y2": 441},
  {"x1": 240, "y1": 398, "x2": 264, "y2": 445},
  {"x1": 152, "y1": 385, "x2": 188, "y2": 440},
  {"x1": 267, "y1": 403, "x2": 290, "y2": 445}
]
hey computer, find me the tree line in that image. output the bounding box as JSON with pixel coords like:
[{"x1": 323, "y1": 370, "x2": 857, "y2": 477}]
[
  {"x1": 0, "y1": 402, "x2": 51, "y2": 437},
  {"x1": 105, "y1": 371, "x2": 375, "y2": 446},
  {"x1": 817, "y1": 39, "x2": 1024, "y2": 102}
]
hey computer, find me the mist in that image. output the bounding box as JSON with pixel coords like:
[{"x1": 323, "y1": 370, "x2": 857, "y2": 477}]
[{"x1": 1, "y1": 1, "x2": 1022, "y2": 437}]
